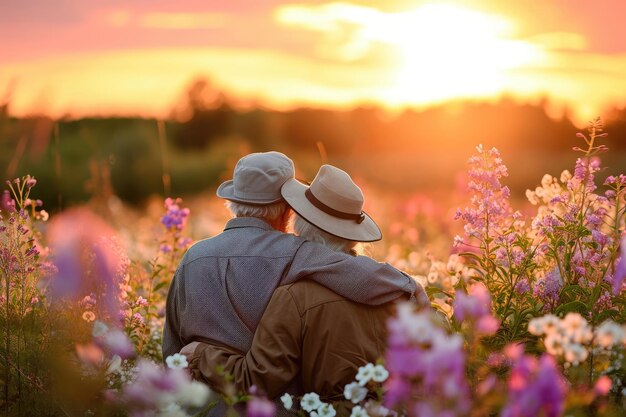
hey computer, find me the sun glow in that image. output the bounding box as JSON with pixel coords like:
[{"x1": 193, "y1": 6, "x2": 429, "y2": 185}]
[
  {"x1": 386, "y1": 5, "x2": 545, "y2": 104},
  {"x1": 276, "y1": 2, "x2": 546, "y2": 105}
]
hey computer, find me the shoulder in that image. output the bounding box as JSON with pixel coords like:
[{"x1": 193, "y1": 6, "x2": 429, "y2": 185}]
[
  {"x1": 277, "y1": 281, "x2": 347, "y2": 315},
  {"x1": 182, "y1": 230, "x2": 309, "y2": 263}
]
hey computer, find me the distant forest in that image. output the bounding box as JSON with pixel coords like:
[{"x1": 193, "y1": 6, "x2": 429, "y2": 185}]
[{"x1": 1, "y1": 79, "x2": 625, "y2": 210}]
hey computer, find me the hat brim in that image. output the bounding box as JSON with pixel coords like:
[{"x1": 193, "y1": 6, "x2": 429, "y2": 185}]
[
  {"x1": 216, "y1": 180, "x2": 285, "y2": 205},
  {"x1": 281, "y1": 179, "x2": 382, "y2": 242}
]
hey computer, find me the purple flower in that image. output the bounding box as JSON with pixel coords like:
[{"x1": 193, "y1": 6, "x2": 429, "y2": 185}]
[
  {"x1": 100, "y1": 329, "x2": 135, "y2": 359},
  {"x1": 384, "y1": 375, "x2": 411, "y2": 408},
  {"x1": 456, "y1": 145, "x2": 513, "y2": 243},
  {"x1": 568, "y1": 157, "x2": 600, "y2": 193},
  {"x1": 453, "y1": 282, "x2": 492, "y2": 322},
  {"x1": 160, "y1": 197, "x2": 190, "y2": 231},
  {"x1": 604, "y1": 174, "x2": 626, "y2": 187},
  {"x1": 25, "y1": 175, "x2": 37, "y2": 188},
  {"x1": 613, "y1": 238, "x2": 626, "y2": 295},
  {"x1": 47, "y1": 209, "x2": 129, "y2": 320},
  {"x1": 159, "y1": 244, "x2": 173, "y2": 254},
  {"x1": 591, "y1": 230, "x2": 609, "y2": 247},
  {"x1": 0, "y1": 190, "x2": 16, "y2": 213},
  {"x1": 385, "y1": 307, "x2": 471, "y2": 415},
  {"x1": 533, "y1": 267, "x2": 562, "y2": 311},
  {"x1": 247, "y1": 396, "x2": 276, "y2": 417},
  {"x1": 501, "y1": 354, "x2": 566, "y2": 417},
  {"x1": 514, "y1": 278, "x2": 530, "y2": 294},
  {"x1": 118, "y1": 359, "x2": 194, "y2": 411},
  {"x1": 385, "y1": 346, "x2": 423, "y2": 376}
]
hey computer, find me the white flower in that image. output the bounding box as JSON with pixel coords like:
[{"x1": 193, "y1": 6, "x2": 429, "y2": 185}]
[
  {"x1": 175, "y1": 380, "x2": 210, "y2": 407},
  {"x1": 371, "y1": 365, "x2": 389, "y2": 383},
  {"x1": 344, "y1": 382, "x2": 368, "y2": 404},
  {"x1": 39, "y1": 210, "x2": 49, "y2": 221},
  {"x1": 594, "y1": 321, "x2": 624, "y2": 349},
  {"x1": 280, "y1": 393, "x2": 293, "y2": 410},
  {"x1": 311, "y1": 403, "x2": 337, "y2": 417},
  {"x1": 560, "y1": 170, "x2": 572, "y2": 183},
  {"x1": 544, "y1": 333, "x2": 565, "y2": 356},
  {"x1": 106, "y1": 355, "x2": 122, "y2": 374},
  {"x1": 363, "y1": 400, "x2": 390, "y2": 417},
  {"x1": 301, "y1": 392, "x2": 322, "y2": 412},
  {"x1": 541, "y1": 314, "x2": 560, "y2": 334},
  {"x1": 563, "y1": 343, "x2": 588, "y2": 365},
  {"x1": 350, "y1": 406, "x2": 370, "y2": 417},
  {"x1": 165, "y1": 353, "x2": 189, "y2": 369},
  {"x1": 528, "y1": 317, "x2": 545, "y2": 336},
  {"x1": 92, "y1": 320, "x2": 109, "y2": 338},
  {"x1": 562, "y1": 313, "x2": 587, "y2": 333},
  {"x1": 356, "y1": 363, "x2": 375, "y2": 386},
  {"x1": 569, "y1": 326, "x2": 593, "y2": 344},
  {"x1": 157, "y1": 403, "x2": 187, "y2": 417}
]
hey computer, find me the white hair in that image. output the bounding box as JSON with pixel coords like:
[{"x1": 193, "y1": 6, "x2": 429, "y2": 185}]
[
  {"x1": 293, "y1": 214, "x2": 363, "y2": 255},
  {"x1": 225, "y1": 200, "x2": 288, "y2": 221}
]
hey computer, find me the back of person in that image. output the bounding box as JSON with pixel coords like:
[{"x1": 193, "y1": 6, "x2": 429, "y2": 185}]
[
  {"x1": 280, "y1": 280, "x2": 397, "y2": 399},
  {"x1": 170, "y1": 218, "x2": 303, "y2": 354}
]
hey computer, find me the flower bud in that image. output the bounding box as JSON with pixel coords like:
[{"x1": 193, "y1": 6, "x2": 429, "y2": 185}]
[{"x1": 26, "y1": 177, "x2": 37, "y2": 188}]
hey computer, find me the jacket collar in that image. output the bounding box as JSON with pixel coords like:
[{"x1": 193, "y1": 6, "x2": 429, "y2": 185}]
[{"x1": 224, "y1": 217, "x2": 275, "y2": 232}]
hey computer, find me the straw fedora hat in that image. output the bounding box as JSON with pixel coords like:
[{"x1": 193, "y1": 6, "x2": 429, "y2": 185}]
[
  {"x1": 216, "y1": 151, "x2": 294, "y2": 205},
  {"x1": 281, "y1": 164, "x2": 382, "y2": 242}
]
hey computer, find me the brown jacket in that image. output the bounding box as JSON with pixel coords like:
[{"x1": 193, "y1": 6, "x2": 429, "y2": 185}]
[{"x1": 189, "y1": 279, "x2": 404, "y2": 400}]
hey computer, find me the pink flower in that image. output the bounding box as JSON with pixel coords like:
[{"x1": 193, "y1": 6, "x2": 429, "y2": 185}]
[
  {"x1": 247, "y1": 396, "x2": 276, "y2": 417},
  {"x1": 476, "y1": 315, "x2": 499, "y2": 335},
  {"x1": 501, "y1": 354, "x2": 566, "y2": 417},
  {"x1": 100, "y1": 330, "x2": 135, "y2": 359},
  {"x1": 135, "y1": 296, "x2": 149, "y2": 308},
  {"x1": 594, "y1": 376, "x2": 612, "y2": 397},
  {"x1": 453, "y1": 282, "x2": 492, "y2": 322},
  {"x1": 132, "y1": 313, "x2": 145, "y2": 326}
]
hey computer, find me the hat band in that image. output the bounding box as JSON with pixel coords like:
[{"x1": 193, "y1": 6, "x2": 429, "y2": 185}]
[{"x1": 305, "y1": 188, "x2": 365, "y2": 224}]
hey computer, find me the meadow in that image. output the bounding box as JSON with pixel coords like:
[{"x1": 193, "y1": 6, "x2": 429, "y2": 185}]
[{"x1": 0, "y1": 117, "x2": 625, "y2": 417}]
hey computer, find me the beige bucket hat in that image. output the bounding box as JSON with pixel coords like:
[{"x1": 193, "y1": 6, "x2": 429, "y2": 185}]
[
  {"x1": 216, "y1": 151, "x2": 295, "y2": 204},
  {"x1": 281, "y1": 164, "x2": 382, "y2": 242}
]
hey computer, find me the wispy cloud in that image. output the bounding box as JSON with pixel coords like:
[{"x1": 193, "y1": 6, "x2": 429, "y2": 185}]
[{"x1": 139, "y1": 12, "x2": 229, "y2": 29}]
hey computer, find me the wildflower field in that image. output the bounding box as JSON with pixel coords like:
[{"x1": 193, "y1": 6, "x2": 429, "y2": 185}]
[{"x1": 1, "y1": 118, "x2": 625, "y2": 417}]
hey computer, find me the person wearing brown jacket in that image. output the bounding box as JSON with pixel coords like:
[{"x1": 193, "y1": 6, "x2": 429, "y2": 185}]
[{"x1": 181, "y1": 165, "x2": 427, "y2": 412}]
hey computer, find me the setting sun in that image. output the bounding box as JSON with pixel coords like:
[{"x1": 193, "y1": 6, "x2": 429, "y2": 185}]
[{"x1": 386, "y1": 4, "x2": 545, "y2": 104}]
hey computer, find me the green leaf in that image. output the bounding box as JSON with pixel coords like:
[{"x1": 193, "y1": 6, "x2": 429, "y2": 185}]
[
  {"x1": 426, "y1": 286, "x2": 452, "y2": 298},
  {"x1": 596, "y1": 309, "x2": 619, "y2": 323},
  {"x1": 560, "y1": 284, "x2": 588, "y2": 299},
  {"x1": 153, "y1": 281, "x2": 170, "y2": 292},
  {"x1": 555, "y1": 301, "x2": 588, "y2": 316}
]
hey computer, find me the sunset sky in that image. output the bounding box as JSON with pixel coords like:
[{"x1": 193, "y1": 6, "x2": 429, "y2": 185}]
[{"x1": 2, "y1": 0, "x2": 626, "y2": 123}]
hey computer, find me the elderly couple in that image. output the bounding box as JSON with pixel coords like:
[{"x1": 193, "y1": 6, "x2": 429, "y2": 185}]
[{"x1": 162, "y1": 151, "x2": 427, "y2": 415}]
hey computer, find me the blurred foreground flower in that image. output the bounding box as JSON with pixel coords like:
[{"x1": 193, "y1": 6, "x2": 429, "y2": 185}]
[
  {"x1": 114, "y1": 359, "x2": 210, "y2": 416},
  {"x1": 385, "y1": 304, "x2": 470, "y2": 416},
  {"x1": 47, "y1": 208, "x2": 129, "y2": 320},
  {"x1": 453, "y1": 282, "x2": 500, "y2": 335},
  {"x1": 247, "y1": 396, "x2": 276, "y2": 417},
  {"x1": 501, "y1": 348, "x2": 566, "y2": 417},
  {"x1": 613, "y1": 237, "x2": 626, "y2": 295}
]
